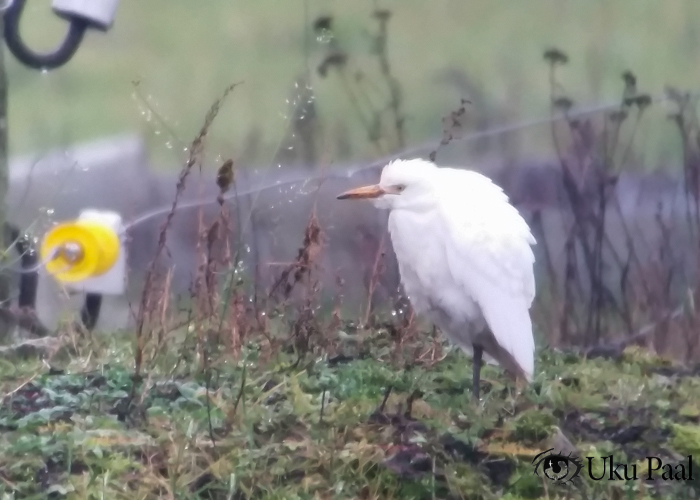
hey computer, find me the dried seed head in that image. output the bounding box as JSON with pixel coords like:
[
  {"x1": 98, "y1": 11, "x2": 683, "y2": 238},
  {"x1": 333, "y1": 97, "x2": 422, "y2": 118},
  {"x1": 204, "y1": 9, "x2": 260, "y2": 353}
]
[
  {"x1": 317, "y1": 51, "x2": 348, "y2": 78},
  {"x1": 312, "y1": 16, "x2": 333, "y2": 33},
  {"x1": 553, "y1": 97, "x2": 574, "y2": 112},
  {"x1": 216, "y1": 159, "x2": 234, "y2": 193},
  {"x1": 634, "y1": 94, "x2": 652, "y2": 110},
  {"x1": 609, "y1": 109, "x2": 628, "y2": 123},
  {"x1": 543, "y1": 48, "x2": 569, "y2": 65},
  {"x1": 622, "y1": 70, "x2": 637, "y2": 88},
  {"x1": 373, "y1": 9, "x2": 392, "y2": 22}
]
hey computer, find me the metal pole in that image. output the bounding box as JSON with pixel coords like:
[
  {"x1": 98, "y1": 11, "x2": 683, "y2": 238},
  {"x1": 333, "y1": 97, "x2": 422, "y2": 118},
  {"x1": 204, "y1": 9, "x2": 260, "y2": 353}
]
[{"x1": 0, "y1": 14, "x2": 11, "y2": 342}]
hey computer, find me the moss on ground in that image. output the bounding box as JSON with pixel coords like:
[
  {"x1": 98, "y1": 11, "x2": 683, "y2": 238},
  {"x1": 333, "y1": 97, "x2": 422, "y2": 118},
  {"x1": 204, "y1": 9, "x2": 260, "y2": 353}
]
[{"x1": 1, "y1": 329, "x2": 700, "y2": 499}]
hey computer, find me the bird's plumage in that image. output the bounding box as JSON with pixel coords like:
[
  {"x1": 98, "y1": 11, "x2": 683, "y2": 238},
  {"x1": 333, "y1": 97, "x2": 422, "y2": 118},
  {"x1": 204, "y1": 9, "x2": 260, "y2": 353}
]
[
  {"x1": 435, "y1": 168, "x2": 536, "y2": 380},
  {"x1": 341, "y1": 158, "x2": 537, "y2": 382}
]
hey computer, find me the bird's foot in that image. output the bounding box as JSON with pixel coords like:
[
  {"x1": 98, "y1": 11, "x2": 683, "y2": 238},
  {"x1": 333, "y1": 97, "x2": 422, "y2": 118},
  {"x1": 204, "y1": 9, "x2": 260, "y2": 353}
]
[{"x1": 471, "y1": 375, "x2": 500, "y2": 404}]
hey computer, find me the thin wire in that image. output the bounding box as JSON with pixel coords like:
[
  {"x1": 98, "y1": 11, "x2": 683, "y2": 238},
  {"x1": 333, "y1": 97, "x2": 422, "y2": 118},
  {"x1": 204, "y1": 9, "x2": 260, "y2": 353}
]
[
  {"x1": 13, "y1": 88, "x2": 694, "y2": 279},
  {"x1": 120, "y1": 93, "x2": 677, "y2": 231}
]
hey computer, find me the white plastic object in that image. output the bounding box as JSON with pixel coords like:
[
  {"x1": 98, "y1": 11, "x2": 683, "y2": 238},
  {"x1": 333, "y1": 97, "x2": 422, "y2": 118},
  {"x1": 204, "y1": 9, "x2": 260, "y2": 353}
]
[
  {"x1": 52, "y1": 0, "x2": 120, "y2": 31},
  {"x1": 57, "y1": 209, "x2": 127, "y2": 295}
]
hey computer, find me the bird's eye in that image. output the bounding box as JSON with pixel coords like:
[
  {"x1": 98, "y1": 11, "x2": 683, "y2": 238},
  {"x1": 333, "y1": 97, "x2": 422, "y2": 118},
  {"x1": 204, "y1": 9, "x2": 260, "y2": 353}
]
[
  {"x1": 531, "y1": 448, "x2": 583, "y2": 484},
  {"x1": 395, "y1": 184, "x2": 406, "y2": 192}
]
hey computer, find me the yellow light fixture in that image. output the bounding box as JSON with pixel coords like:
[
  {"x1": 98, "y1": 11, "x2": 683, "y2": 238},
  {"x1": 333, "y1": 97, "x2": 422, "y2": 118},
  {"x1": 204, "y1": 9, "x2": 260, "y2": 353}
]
[{"x1": 40, "y1": 219, "x2": 120, "y2": 283}]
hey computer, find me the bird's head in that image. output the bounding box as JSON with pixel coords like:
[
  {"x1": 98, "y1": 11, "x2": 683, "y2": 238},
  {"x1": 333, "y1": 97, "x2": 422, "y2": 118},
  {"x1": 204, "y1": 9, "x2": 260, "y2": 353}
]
[{"x1": 337, "y1": 158, "x2": 439, "y2": 210}]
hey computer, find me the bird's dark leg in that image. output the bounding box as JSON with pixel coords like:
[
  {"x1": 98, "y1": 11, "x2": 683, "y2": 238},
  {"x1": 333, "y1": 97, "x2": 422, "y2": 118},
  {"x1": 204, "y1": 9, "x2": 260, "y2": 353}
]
[{"x1": 472, "y1": 345, "x2": 483, "y2": 401}]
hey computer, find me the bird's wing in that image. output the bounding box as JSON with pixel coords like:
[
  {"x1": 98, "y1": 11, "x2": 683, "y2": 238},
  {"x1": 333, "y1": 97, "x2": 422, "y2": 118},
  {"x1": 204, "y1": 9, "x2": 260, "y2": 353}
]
[{"x1": 436, "y1": 169, "x2": 537, "y2": 379}]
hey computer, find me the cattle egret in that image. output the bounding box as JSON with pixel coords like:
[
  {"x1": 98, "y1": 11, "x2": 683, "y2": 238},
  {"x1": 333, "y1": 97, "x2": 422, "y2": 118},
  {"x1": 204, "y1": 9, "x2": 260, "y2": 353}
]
[{"x1": 337, "y1": 158, "x2": 537, "y2": 400}]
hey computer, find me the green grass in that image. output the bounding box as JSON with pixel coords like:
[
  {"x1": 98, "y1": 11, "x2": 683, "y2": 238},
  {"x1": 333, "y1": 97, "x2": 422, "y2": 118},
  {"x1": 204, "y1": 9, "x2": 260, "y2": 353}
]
[
  {"x1": 7, "y1": 1, "x2": 700, "y2": 170},
  {"x1": 2, "y1": 326, "x2": 700, "y2": 499}
]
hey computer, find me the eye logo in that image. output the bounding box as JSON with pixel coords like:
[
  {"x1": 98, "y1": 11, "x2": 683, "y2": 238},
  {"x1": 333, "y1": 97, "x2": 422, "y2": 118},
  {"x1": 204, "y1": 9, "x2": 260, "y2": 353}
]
[{"x1": 532, "y1": 448, "x2": 583, "y2": 483}]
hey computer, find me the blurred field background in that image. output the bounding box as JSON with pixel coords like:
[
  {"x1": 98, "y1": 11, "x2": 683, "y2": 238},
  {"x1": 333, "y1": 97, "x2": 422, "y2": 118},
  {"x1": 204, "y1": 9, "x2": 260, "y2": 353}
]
[{"x1": 7, "y1": 0, "x2": 700, "y2": 171}]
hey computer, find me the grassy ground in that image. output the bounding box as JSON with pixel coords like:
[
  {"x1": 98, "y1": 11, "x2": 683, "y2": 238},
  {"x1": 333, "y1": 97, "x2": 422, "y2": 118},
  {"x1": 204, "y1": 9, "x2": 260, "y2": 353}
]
[
  {"x1": 2, "y1": 324, "x2": 700, "y2": 499},
  {"x1": 8, "y1": 1, "x2": 700, "y2": 169}
]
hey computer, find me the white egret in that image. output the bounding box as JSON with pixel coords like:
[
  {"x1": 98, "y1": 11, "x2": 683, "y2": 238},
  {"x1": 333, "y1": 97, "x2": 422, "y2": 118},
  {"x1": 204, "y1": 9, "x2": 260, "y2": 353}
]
[{"x1": 337, "y1": 158, "x2": 537, "y2": 400}]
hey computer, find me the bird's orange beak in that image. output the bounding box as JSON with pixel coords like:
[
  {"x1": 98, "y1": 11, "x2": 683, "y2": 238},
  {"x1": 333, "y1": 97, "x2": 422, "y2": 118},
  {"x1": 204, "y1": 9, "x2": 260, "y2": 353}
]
[{"x1": 337, "y1": 184, "x2": 386, "y2": 200}]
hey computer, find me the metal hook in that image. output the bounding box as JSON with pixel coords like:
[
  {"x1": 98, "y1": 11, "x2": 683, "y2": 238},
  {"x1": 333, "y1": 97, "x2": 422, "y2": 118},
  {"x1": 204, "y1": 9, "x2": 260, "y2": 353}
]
[{"x1": 3, "y1": 0, "x2": 88, "y2": 70}]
